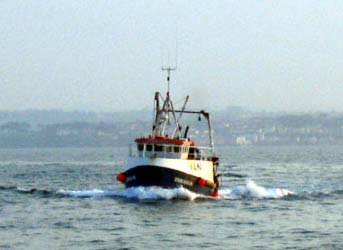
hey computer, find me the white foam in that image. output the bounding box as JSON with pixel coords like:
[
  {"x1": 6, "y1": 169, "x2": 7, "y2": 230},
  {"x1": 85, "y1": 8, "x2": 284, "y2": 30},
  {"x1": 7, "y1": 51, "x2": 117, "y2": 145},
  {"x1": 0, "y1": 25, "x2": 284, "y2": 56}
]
[
  {"x1": 219, "y1": 180, "x2": 294, "y2": 200},
  {"x1": 58, "y1": 186, "x2": 200, "y2": 200},
  {"x1": 57, "y1": 189, "x2": 118, "y2": 198},
  {"x1": 58, "y1": 180, "x2": 293, "y2": 201},
  {"x1": 17, "y1": 187, "x2": 33, "y2": 192},
  {"x1": 116, "y1": 186, "x2": 200, "y2": 200}
]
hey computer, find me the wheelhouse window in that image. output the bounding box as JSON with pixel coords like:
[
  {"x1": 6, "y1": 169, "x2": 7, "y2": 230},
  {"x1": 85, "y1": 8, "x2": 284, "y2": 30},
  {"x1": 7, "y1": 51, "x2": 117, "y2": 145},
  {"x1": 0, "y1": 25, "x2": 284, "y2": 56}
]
[
  {"x1": 165, "y1": 145, "x2": 172, "y2": 152},
  {"x1": 173, "y1": 146, "x2": 180, "y2": 153},
  {"x1": 155, "y1": 144, "x2": 163, "y2": 152},
  {"x1": 146, "y1": 144, "x2": 153, "y2": 151},
  {"x1": 137, "y1": 144, "x2": 144, "y2": 151}
]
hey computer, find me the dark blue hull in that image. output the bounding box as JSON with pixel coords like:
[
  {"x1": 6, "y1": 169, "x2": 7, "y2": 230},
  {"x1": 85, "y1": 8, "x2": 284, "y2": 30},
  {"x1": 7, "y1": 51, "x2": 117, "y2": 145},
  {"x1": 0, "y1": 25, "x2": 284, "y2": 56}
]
[{"x1": 123, "y1": 165, "x2": 218, "y2": 197}]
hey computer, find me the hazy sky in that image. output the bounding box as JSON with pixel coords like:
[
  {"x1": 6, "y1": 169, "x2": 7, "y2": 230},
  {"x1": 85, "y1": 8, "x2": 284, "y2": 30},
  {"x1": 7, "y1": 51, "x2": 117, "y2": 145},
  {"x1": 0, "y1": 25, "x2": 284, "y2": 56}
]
[{"x1": 1, "y1": 1, "x2": 343, "y2": 112}]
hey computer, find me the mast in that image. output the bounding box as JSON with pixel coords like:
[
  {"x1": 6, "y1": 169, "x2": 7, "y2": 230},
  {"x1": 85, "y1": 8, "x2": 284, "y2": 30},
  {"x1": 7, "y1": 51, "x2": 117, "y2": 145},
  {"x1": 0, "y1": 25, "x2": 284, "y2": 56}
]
[
  {"x1": 152, "y1": 92, "x2": 160, "y2": 136},
  {"x1": 151, "y1": 67, "x2": 215, "y2": 153},
  {"x1": 172, "y1": 95, "x2": 189, "y2": 138},
  {"x1": 159, "y1": 67, "x2": 178, "y2": 137}
]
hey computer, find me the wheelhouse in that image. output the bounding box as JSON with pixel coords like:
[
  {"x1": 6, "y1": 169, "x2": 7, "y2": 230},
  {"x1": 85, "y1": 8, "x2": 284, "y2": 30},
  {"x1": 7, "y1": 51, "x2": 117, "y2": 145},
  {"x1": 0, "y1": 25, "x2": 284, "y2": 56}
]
[{"x1": 129, "y1": 136, "x2": 214, "y2": 161}]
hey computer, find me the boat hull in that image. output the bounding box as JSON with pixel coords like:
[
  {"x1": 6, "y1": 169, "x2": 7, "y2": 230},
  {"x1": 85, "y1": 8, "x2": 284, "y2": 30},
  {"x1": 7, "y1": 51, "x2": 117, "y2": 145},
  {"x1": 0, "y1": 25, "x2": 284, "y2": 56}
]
[{"x1": 122, "y1": 165, "x2": 218, "y2": 197}]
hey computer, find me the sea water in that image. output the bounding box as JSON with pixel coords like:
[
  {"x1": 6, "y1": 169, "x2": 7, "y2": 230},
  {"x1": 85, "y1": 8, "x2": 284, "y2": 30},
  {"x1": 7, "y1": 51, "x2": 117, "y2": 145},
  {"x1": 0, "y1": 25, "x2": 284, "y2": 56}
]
[{"x1": 0, "y1": 146, "x2": 342, "y2": 249}]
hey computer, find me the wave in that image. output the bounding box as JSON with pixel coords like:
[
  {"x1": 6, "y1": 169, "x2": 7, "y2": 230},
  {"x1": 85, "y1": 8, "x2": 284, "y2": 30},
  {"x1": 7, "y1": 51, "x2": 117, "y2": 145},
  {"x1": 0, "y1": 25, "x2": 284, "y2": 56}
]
[
  {"x1": 0, "y1": 185, "x2": 55, "y2": 197},
  {"x1": 0, "y1": 160, "x2": 116, "y2": 167},
  {"x1": 219, "y1": 180, "x2": 294, "y2": 200},
  {"x1": 5, "y1": 180, "x2": 343, "y2": 201},
  {"x1": 58, "y1": 186, "x2": 200, "y2": 201},
  {"x1": 59, "y1": 181, "x2": 294, "y2": 200},
  {"x1": 0, "y1": 185, "x2": 199, "y2": 200}
]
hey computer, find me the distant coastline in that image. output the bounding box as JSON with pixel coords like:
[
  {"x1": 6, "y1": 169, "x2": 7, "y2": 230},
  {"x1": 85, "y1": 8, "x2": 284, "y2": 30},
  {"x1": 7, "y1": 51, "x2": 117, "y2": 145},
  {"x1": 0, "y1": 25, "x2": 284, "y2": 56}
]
[{"x1": 1, "y1": 109, "x2": 343, "y2": 148}]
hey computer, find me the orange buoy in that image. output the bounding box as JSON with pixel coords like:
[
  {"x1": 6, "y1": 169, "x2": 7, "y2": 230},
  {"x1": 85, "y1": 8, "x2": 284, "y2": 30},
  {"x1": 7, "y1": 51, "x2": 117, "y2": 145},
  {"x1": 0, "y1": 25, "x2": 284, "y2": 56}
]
[
  {"x1": 116, "y1": 173, "x2": 126, "y2": 183},
  {"x1": 210, "y1": 190, "x2": 219, "y2": 197}
]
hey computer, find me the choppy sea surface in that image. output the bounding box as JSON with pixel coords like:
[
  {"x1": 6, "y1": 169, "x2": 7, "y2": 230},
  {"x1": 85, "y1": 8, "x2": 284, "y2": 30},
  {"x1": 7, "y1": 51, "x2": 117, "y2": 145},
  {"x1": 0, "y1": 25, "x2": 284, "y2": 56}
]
[{"x1": 1, "y1": 145, "x2": 343, "y2": 250}]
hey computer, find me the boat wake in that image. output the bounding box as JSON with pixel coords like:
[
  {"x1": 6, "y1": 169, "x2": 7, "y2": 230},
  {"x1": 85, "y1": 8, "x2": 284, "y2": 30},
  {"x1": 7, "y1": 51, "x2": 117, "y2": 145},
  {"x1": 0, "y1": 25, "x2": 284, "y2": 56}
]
[
  {"x1": 0, "y1": 180, "x2": 294, "y2": 201},
  {"x1": 58, "y1": 180, "x2": 294, "y2": 200},
  {"x1": 219, "y1": 180, "x2": 294, "y2": 200},
  {"x1": 58, "y1": 186, "x2": 200, "y2": 200}
]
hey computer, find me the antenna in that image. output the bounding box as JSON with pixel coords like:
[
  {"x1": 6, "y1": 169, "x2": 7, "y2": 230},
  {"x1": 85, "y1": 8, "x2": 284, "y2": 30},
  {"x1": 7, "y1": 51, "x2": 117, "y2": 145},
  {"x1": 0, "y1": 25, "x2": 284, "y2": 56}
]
[
  {"x1": 161, "y1": 67, "x2": 176, "y2": 93},
  {"x1": 161, "y1": 33, "x2": 178, "y2": 93}
]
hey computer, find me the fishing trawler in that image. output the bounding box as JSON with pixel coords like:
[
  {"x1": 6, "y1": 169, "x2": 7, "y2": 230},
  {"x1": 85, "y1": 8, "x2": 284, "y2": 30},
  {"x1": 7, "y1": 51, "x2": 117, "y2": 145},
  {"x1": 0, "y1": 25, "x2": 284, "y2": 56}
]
[{"x1": 116, "y1": 68, "x2": 219, "y2": 197}]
